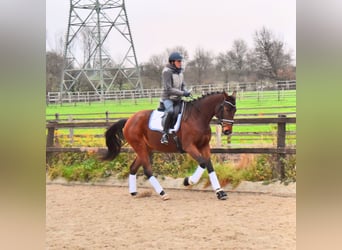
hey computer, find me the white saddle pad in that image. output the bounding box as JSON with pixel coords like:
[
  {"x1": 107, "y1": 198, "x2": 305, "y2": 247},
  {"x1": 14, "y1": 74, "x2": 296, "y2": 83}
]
[{"x1": 148, "y1": 111, "x2": 182, "y2": 133}]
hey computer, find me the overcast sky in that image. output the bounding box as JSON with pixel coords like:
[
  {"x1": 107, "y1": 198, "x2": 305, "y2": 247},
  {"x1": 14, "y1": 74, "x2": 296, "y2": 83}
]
[{"x1": 46, "y1": 0, "x2": 296, "y2": 63}]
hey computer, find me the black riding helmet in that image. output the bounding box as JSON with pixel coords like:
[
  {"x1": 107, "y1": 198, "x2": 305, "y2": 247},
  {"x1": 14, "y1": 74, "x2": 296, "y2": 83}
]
[{"x1": 168, "y1": 52, "x2": 183, "y2": 62}]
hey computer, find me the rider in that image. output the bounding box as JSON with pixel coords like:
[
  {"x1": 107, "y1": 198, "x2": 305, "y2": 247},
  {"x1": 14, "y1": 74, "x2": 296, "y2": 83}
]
[{"x1": 160, "y1": 52, "x2": 191, "y2": 144}]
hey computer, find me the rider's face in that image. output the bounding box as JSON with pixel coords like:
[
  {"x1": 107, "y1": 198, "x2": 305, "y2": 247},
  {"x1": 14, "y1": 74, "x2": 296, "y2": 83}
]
[{"x1": 174, "y1": 60, "x2": 182, "y2": 69}]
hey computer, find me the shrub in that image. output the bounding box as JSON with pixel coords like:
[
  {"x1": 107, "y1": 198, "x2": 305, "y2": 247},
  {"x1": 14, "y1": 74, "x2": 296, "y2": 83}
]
[{"x1": 46, "y1": 152, "x2": 296, "y2": 185}]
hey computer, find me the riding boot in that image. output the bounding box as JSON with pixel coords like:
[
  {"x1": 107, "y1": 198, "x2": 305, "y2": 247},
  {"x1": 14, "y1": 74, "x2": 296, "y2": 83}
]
[
  {"x1": 161, "y1": 112, "x2": 172, "y2": 144},
  {"x1": 161, "y1": 133, "x2": 169, "y2": 144}
]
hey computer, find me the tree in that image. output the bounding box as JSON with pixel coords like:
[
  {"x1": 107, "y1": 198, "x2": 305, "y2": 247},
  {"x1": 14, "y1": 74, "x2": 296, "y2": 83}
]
[
  {"x1": 216, "y1": 39, "x2": 249, "y2": 83},
  {"x1": 253, "y1": 27, "x2": 292, "y2": 80},
  {"x1": 46, "y1": 30, "x2": 65, "y2": 56},
  {"x1": 140, "y1": 47, "x2": 190, "y2": 88},
  {"x1": 81, "y1": 29, "x2": 96, "y2": 67},
  {"x1": 187, "y1": 47, "x2": 214, "y2": 84},
  {"x1": 216, "y1": 52, "x2": 231, "y2": 83},
  {"x1": 166, "y1": 46, "x2": 190, "y2": 61},
  {"x1": 46, "y1": 51, "x2": 64, "y2": 93},
  {"x1": 227, "y1": 39, "x2": 248, "y2": 80},
  {"x1": 140, "y1": 53, "x2": 165, "y2": 88}
]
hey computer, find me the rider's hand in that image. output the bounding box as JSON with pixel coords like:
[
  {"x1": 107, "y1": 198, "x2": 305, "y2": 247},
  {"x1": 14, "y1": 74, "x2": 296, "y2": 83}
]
[{"x1": 183, "y1": 91, "x2": 191, "y2": 97}]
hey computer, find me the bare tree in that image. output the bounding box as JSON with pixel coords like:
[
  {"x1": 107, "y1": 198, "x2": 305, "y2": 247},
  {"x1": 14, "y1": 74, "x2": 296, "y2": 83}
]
[
  {"x1": 227, "y1": 39, "x2": 248, "y2": 80},
  {"x1": 140, "y1": 47, "x2": 190, "y2": 88},
  {"x1": 216, "y1": 52, "x2": 231, "y2": 83},
  {"x1": 46, "y1": 51, "x2": 64, "y2": 93},
  {"x1": 141, "y1": 53, "x2": 165, "y2": 88},
  {"x1": 187, "y1": 47, "x2": 214, "y2": 84},
  {"x1": 81, "y1": 29, "x2": 96, "y2": 67},
  {"x1": 243, "y1": 50, "x2": 259, "y2": 82},
  {"x1": 54, "y1": 32, "x2": 65, "y2": 56},
  {"x1": 166, "y1": 46, "x2": 190, "y2": 61},
  {"x1": 46, "y1": 30, "x2": 65, "y2": 56},
  {"x1": 253, "y1": 27, "x2": 292, "y2": 80}
]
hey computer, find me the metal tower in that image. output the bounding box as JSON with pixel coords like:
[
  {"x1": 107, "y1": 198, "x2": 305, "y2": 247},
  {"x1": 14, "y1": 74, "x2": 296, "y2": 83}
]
[{"x1": 60, "y1": 0, "x2": 143, "y2": 98}]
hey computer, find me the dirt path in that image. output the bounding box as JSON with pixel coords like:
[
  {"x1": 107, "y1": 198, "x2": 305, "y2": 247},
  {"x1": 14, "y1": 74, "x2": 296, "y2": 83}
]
[{"x1": 46, "y1": 184, "x2": 296, "y2": 249}]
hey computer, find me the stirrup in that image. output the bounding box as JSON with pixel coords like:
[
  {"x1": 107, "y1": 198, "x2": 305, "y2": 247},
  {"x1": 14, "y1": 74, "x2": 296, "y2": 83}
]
[{"x1": 161, "y1": 134, "x2": 169, "y2": 144}]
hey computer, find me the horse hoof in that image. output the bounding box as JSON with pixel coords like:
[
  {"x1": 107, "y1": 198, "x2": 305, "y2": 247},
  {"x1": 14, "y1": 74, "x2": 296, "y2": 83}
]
[
  {"x1": 130, "y1": 192, "x2": 138, "y2": 196},
  {"x1": 183, "y1": 177, "x2": 190, "y2": 186},
  {"x1": 161, "y1": 194, "x2": 170, "y2": 200},
  {"x1": 216, "y1": 189, "x2": 228, "y2": 200}
]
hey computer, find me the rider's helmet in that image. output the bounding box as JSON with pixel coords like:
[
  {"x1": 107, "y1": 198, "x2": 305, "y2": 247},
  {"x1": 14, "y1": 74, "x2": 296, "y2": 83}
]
[{"x1": 168, "y1": 52, "x2": 183, "y2": 62}]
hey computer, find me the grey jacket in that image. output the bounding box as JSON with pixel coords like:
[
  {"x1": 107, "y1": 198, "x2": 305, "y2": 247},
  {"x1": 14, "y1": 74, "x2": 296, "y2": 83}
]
[{"x1": 161, "y1": 64, "x2": 186, "y2": 101}]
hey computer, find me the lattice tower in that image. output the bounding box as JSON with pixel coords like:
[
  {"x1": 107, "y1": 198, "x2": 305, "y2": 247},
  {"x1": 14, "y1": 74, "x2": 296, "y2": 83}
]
[{"x1": 60, "y1": 0, "x2": 142, "y2": 98}]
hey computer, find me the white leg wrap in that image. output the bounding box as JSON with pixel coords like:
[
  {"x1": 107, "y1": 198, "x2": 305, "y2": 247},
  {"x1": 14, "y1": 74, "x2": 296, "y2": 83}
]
[
  {"x1": 189, "y1": 165, "x2": 205, "y2": 185},
  {"x1": 209, "y1": 172, "x2": 221, "y2": 190},
  {"x1": 129, "y1": 174, "x2": 137, "y2": 194},
  {"x1": 148, "y1": 176, "x2": 163, "y2": 194}
]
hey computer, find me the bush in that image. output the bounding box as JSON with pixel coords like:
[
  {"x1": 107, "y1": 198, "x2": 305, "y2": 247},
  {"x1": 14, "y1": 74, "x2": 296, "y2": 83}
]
[{"x1": 46, "y1": 152, "x2": 296, "y2": 185}]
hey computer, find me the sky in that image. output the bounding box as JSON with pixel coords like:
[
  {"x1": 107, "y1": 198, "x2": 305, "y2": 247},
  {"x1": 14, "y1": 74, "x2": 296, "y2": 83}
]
[{"x1": 46, "y1": 0, "x2": 296, "y2": 64}]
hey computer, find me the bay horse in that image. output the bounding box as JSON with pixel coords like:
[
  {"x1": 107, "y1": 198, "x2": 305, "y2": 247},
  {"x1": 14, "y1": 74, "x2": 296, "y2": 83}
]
[{"x1": 103, "y1": 91, "x2": 237, "y2": 200}]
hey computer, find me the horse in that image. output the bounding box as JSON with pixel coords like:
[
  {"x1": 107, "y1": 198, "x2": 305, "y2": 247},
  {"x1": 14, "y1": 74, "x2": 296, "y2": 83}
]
[{"x1": 102, "y1": 91, "x2": 237, "y2": 200}]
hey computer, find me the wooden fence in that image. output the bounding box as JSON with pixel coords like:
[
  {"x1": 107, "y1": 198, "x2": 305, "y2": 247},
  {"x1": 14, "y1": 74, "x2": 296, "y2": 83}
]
[
  {"x1": 46, "y1": 106, "x2": 296, "y2": 123},
  {"x1": 46, "y1": 115, "x2": 296, "y2": 179}
]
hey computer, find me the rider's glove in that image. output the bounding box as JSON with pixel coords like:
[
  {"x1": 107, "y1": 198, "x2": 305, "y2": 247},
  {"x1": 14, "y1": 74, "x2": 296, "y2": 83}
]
[{"x1": 183, "y1": 91, "x2": 191, "y2": 97}]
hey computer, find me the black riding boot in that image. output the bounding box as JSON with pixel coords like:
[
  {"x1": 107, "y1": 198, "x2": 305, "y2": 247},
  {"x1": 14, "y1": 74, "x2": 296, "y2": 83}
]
[
  {"x1": 161, "y1": 112, "x2": 172, "y2": 144},
  {"x1": 161, "y1": 133, "x2": 169, "y2": 144}
]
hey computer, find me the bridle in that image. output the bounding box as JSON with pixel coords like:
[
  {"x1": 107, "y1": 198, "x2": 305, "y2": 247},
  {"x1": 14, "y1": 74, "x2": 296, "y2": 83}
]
[{"x1": 217, "y1": 100, "x2": 236, "y2": 126}]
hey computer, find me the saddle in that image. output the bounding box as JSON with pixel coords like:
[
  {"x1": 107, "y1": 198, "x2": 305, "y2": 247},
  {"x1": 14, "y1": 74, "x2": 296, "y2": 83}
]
[{"x1": 148, "y1": 101, "x2": 184, "y2": 133}]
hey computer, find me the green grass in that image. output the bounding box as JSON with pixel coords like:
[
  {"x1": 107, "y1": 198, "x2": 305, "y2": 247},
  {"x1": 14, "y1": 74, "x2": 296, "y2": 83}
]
[
  {"x1": 46, "y1": 90, "x2": 296, "y2": 118},
  {"x1": 46, "y1": 90, "x2": 296, "y2": 147}
]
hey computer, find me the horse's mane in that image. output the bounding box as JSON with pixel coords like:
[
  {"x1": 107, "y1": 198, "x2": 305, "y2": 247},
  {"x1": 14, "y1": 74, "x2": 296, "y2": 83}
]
[
  {"x1": 183, "y1": 91, "x2": 225, "y2": 121},
  {"x1": 185, "y1": 91, "x2": 224, "y2": 105}
]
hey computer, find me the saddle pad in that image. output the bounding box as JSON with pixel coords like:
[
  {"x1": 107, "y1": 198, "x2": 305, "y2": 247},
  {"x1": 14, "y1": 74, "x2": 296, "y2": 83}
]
[{"x1": 148, "y1": 110, "x2": 182, "y2": 133}]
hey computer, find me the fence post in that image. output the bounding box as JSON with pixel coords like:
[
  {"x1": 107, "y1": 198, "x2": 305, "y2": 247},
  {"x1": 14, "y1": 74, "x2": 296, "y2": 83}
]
[
  {"x1": 215, "y1": 125, "x2": 222, "y2": 147},
  {"x1": 46, "y1": 122, "x2": 57, "y2": 148},
  {"x1": 105, "y1": 111, "x2": 109, "y2": 123},
  {"x1": 149, "y1": 92, "x2": 153, "y2": 104},
  {"x1": 276, "y1": 114, "x2": 286, "y2": 179},
  {"x1": 69, "y1": 115, "x2": 74, "y2": 145},
  {"x1": 131, "y1": 92, "x2": 137, "y2": 105}
]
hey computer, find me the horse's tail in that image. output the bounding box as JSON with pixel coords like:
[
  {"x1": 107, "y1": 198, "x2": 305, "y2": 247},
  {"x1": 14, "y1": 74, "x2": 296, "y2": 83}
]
[{"x1": 102, "y1": 119, "x2": 128, "y2": 161}]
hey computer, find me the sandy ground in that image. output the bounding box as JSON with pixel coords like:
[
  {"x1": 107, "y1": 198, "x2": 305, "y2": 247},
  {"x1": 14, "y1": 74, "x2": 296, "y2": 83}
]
[{"x1": 46, "y1": 184, "x2": 296, "y2": 249}]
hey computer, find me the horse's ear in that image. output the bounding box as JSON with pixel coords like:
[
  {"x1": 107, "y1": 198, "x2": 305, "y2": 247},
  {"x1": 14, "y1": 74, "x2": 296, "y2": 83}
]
[{"x1": 232, "y1": 90, "x2": 237, "y2": 98}]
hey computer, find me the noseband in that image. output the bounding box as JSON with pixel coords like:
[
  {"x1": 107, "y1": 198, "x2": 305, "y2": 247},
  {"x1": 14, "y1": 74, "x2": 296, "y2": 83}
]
[{"x1": 218, "y1": 100, "x2": 235, "y2": 126}]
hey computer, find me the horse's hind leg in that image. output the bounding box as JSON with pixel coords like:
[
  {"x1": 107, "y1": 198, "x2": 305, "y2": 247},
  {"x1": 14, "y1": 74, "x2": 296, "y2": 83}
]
[
  {"x1": 128, "y1": 157, "x2": 142, "y2": 196},
  {"x1": 140, "y1": 154, "x2": 170, "y2": 200},
  {"x1": 146, "y1": 171, "x2": 170, "y2": 200}
]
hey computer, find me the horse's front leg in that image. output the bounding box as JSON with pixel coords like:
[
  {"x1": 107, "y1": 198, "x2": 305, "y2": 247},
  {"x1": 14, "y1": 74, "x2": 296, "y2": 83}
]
[{"x1": 183, "y1": 144, "x2": 228, "y2": 200}]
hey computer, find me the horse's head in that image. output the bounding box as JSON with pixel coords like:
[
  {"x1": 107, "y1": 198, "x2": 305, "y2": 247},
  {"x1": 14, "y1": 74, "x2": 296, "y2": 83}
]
[{"x1": 216, "y1": 91, "x2": 237, "y2": 135}]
